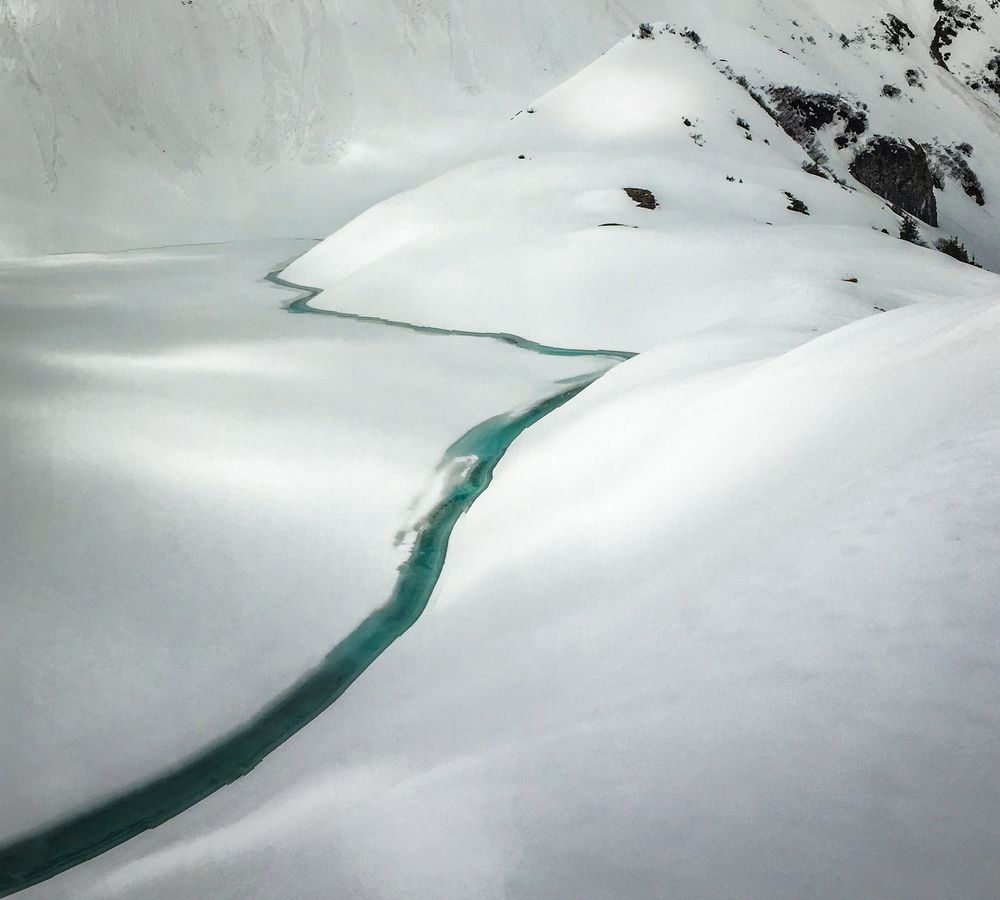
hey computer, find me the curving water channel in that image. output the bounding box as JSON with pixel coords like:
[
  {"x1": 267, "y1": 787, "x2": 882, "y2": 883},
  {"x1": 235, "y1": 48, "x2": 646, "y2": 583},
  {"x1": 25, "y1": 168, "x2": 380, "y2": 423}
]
[{"x1": 0, "y1": 259, "x2": 633, "y2": 897}]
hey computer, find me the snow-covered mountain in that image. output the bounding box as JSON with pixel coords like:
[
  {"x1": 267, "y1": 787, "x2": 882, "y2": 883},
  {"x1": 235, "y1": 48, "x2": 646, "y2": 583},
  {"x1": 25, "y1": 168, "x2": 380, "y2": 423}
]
[
  {"x1": 3, "y1": 3, "x2": 1000, "y2": 899},
  {"x1": 288, "y1": 14, "x2": 1000, "y2": 340},
  {"x1": 637, "y1": 0, "x2": 1000, "y2": 268},
  {"x1": 3, "y1": 0, "x2": 998, "y2": 260}
]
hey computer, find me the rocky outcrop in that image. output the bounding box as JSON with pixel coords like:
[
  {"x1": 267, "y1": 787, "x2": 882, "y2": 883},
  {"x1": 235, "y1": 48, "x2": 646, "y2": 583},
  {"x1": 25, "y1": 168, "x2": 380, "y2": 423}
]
[
  {"x1": 882, "y1": 14, "x2": 915, "y2": 50},
  {"x1": 624, "y1": 187, "x2": 659, "y2": 209},
  {"x1": 849, "y1": 137, "x2": 939, "y2": 226},
  {"x1": 930, "y1": 0, "x2": 984, "y2": 71}
]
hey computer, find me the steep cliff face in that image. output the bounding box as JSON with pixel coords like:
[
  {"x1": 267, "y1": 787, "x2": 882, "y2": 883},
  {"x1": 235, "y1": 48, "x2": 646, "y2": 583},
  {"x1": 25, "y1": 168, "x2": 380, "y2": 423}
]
[{"x1": 850, "y1": 137, "x2": 939, "y2": 225}]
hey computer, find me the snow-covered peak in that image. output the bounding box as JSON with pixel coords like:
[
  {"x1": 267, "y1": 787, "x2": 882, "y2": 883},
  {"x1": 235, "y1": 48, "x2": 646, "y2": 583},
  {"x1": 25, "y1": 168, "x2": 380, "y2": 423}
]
[{"x1": 287, "y1": 23, "x2": 998, "y2": 353}]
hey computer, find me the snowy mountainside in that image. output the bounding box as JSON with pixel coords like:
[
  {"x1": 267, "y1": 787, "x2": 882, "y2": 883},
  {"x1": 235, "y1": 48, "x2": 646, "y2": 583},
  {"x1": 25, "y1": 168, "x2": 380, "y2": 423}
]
[
  {"x1": 645, "y1": 0, "x2": 1000, "y2": 268},
  {"x1": 0, "y1": 0, "x2": 640, "y2": 255},
  {"x1": 287, "y1": 27, "x2": 1000, "y2": 351},
  {"x1": 4, "y1": 0, "x2": 999, "y2": 259}
]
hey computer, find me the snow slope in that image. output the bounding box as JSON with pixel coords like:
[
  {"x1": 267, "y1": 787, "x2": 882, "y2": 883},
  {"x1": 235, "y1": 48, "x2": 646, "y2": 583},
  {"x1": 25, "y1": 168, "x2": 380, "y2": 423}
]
[
  {"x1": 288, "y1": 28, "x2": 1000, "y2": 349},
  {"x1": 0, "y1": 241, "x2": 607, "y2": 846},
  {"x1": 20, "y1": 267, "x2": 1000, "y2": 900}
]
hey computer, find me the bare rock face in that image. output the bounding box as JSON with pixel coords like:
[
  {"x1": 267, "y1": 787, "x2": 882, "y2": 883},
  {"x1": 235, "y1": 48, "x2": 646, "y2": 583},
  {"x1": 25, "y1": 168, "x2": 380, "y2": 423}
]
[{"x1": 849, "y1": 137, "x2": 939, "y2": 226}]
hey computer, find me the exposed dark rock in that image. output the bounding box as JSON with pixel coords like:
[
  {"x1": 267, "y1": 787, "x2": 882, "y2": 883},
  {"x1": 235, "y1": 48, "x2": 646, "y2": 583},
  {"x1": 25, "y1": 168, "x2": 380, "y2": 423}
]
[
  {"x1": 768, "y1": 87, "x2": 867, "y2": 144},
  {"x1": 624, "y1": 187, "x2": 659, "y2": 210},
  {"x1": 883, "y1": 14, "x2": 915, "y2": 50},
  {"x1": 981, "y1": 54, "x2": 1000, "y2": 97},
  {"x1": 881, "y1": 84, "x2": 902, "y2": 98},
  {"x1": 850, "y1": 137, "x2": 938, "y2": 226},
  {"x1": 930, "y1": 1, "x2": 983, "y2": 71},
  {"x1": 763, "y1": 86, "x2": 867, "y2": 175},
  {"x1": 931, "y1": 16, "x2": 958, "y2": 69},
  {"x1": 905, "y1": 68, "x2": 925, "y2": 89},
  {"x1": 771, "y1": 87, "x2": 839, "y2": 131},
  {"x1": 784, "y1": 191, "x2": 809, "y2": 214}
]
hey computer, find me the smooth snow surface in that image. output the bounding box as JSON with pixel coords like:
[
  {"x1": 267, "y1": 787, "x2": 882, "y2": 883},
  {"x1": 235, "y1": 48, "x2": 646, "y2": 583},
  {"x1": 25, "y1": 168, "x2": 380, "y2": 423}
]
[
  {"x1": 0, "y1": 241, "x2": 607, "y2": 846},
  {"x1": 17, "y1": 269, "x2": 1000, "y2": 900}
]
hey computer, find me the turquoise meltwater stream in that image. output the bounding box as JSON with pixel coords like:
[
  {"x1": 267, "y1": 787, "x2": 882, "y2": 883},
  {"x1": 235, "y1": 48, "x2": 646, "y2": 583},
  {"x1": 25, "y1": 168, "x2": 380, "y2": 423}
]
[{"x1": 0, "y1": 259, "x2": 632, "y2": 897}]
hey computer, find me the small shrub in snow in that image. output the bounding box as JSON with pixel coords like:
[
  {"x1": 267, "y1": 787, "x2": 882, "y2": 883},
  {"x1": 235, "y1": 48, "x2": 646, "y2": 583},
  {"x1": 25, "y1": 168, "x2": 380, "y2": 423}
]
[
  {"x1": 681, "y1": 29, "x2": 702, "y2": 45},
  {"x1": 881, "y1": 84, "x2": 902, "y2": 98},
  {"x1": 736, "y1": 116, "x2": 750, "y2": 130},
  {"x1": 898, "y1": 214, "x2": 926, "y2": 245},
  {"x1": 636, "y1": 23, "x2": 654, "y2": 40}
]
